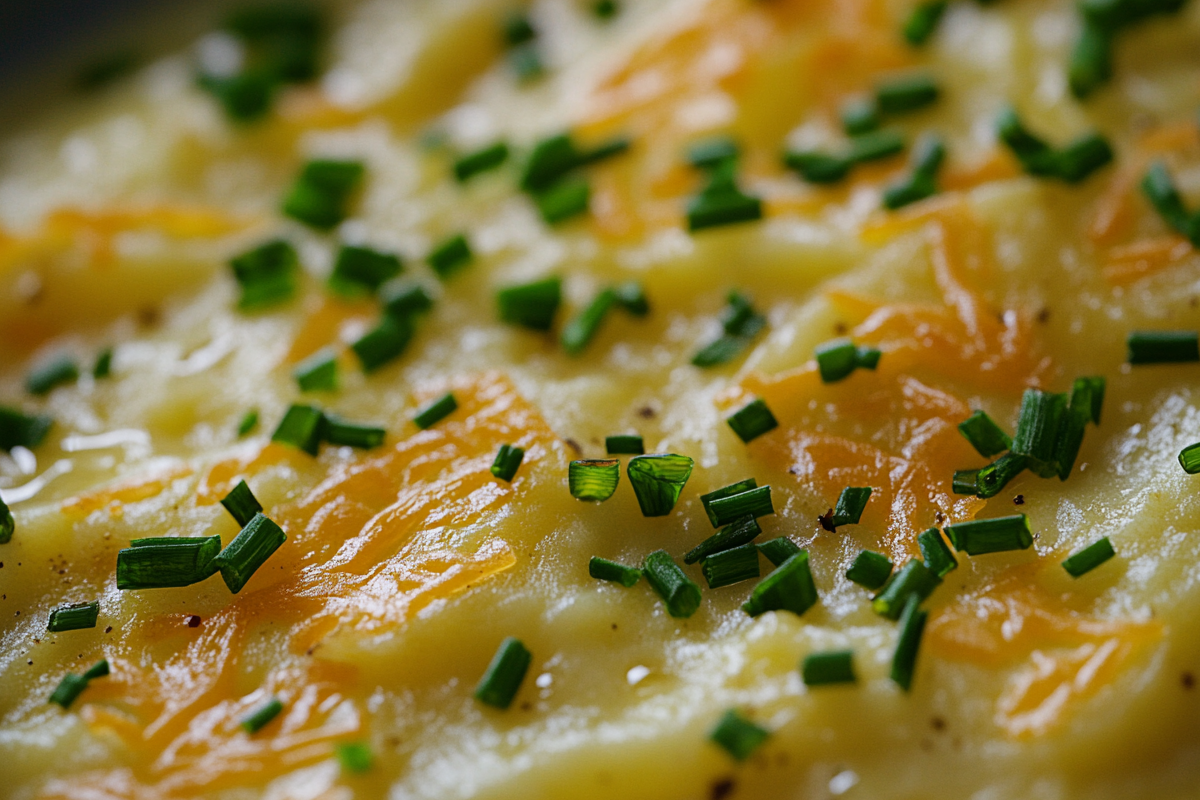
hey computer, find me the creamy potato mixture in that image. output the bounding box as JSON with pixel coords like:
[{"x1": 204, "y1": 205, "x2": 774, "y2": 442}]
[{"x1": 3, "y1": 0, "x2": 1200, "y2": 797}]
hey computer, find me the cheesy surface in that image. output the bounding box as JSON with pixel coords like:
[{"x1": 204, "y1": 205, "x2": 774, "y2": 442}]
[{"x1": 3, "y1": 0, "x2": 1200, "y2": 798}]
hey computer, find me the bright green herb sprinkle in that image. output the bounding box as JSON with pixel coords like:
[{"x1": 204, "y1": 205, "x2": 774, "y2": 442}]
[
  {"x1": 700, "y1": 478, "x2": 758, "y2": 527},
  {"x1": 903, "y1": 0, "x2": 948, "y2": 45},
  {"x1": 589, "y1": 556, "x2": 642, "y2": 587},
  {"x1": 536, "y1": 177, "x2": 591, "y2": 224},
  {"x1": 832, "y1": 486, "x2": 872, "y2": 527},
  {"x1": 116, "y1": 536, "x2": 222, "y2": 590},
  {"x1": 1127, "y1": 330, "x2": 1200, "y2": 364},
  {"x1": 605, "y1": 434, "x2": 644, "y2": 455},
  {"x1": 709, "y1": 710, "x2": 769, "y2": 761},
  {"x1": 627, "y1": 454, "x2": 694, "y2": 516},
  {"x1": 0, "y1": 406, "x2": 53, "y2": 452},
  {"x1": 801, "y1": 650, "x2": 857, "y2": 686},
  {"x1": 241, "y1": 697, "x2": 284, "y2": 734},
  {"x1": 502, "y1": 11, "x2": 536, "y2": 46},
  {"x1": 687, "y1": 136, "x2": 740, "y2": 169},
  {"x1": 972, "y1": 451, "x2": 1027, "y2": 499},
  {"x1": 427, "y1": 233, "x2": 473, "y2": 278},
  {"x1": 592, "y1": 0, "x2": 620, "y2": 19},
  {"x1": 643, "y1": 550, "x2": 702, "y2": 618},
  {"x1": 329, "y1": 245, "x2": 402, "y2": 295},
  {"x1": 271, "y1": 404, "x2": 326, "y2": 456},
  {"x1": 891, "y1": 593, "x2": 927, "y2": 691},
  {"x1": 381, "y1": 282, "x2": 435, "y2": 318},
  {"x1": 323, "y1": 415, "x2": 386, "y2": 449},
  {"x1": 213, "y1": 513, "x2": 288, "y2": 594},
  {"x1": 293, "y1": 347, "x2": 338, "y2": 392},
  {"x1": 237, "y1": 409, "x2": 260, "y2": 438},
  {"x1": 230, "y1": 239, "x2": 299, "y2": 310},
  {"x1": 497, "y1": 276, "x2": 562, "y2": 331},
  {"x1": 815, "y1": 337, "x2": 859, "y2": 383},
  {"x1": 875, "y1": 73, "x2": 939, "y2": 113},
  {"x1": 509, "y1": 44, "x2": 544, "y2": 83},
  {"x1": 845, "y1": 549, "x2": 893, "y2": 590},
  {"x1": 562, "y1": 289, "x2": 616, "y2": 355},
  {"x1": 569, "y1": 459, "x2": 621, "y2": 502},
  {"x1": 26, "y1": 355, "x2": 79, "y2": 396},
  {"x1": 453, "y1": 141, "x2": 510, "y2": 182},
  {"x1": 882, "y1": 134, "x2": 944, "y2": 210},
  {"x1": 996, "y1": 107, "x2": 1112, "y2": 183},
  {"x1": 282, "y1": 159, "x2": 365, "y2": 230},
  {"x1": 0, "y1": 494, "x2": 13, "y2": 544},
  {"x1": 701, "y1": 543, "x2": 761, "y2": 589},
  {"x1": 1140, "y1": 162, "x2": 1200, "y2": 245},
  {"x1": 692, "y1": 291, "x2": 767, "y2": 367},
  {"x1": 958, "y1": 410, "x2": 1012, "y2": 458},
  {"x1": 413, "y1": 393, "x2": 457, "y2": 429},
  {"x1": 918, "y1": 528, "x2": 958, "y2": 577},
  {"x1": 1179, "y1": 442, "x2": 1200, "y2": 474},
  {"x1": 684, "y1": 515, "x2": 762, "y2": 565},
  {"x1": 336, "y1": 741, "x2": 374, "y2": 773},
  {"x1": 220, "y1": 480, "x2": 263, "y2": 528},
  {"x1": 840, "y1": 96, "x2": 881, "y2": 135},
  {"x1": 93, "y1": 348, "x2": 114, "y2": 379},
  {"x1": 725, "y1": 398, "x2": 778, "y2": 443},
  {"x1": 49, "y1": 672, "x2": 91, "y2": 709},
  {"x1": 743, "y1": 551, "x2": 818, "y2": 618},
  {"x1": 1062, "y1": 537, "x2": 1115, "y2": 577},
  {"x1": 475, "y1": 636, "x2": 532, "y2": 709},
  {"x1": 491, "y1": 444, "x2": 526, "y2": 482},
  {"x1": 757, "y1": 536, "x2": 801, "y2": 567},
  {"x1": 943, "y1": 514, "x2": 1033, "y2": 555},
  {"x1": 871, "y1": 559, "x2": 940, "y2": 620},
  {"x1": 47, "y1": 601, "x2": 100, "y2": 632},
  {"x1": 351, "y1": 315, "x2": 414, "y2": 373},
  {"x1": 1012, "y1": 388, "x2": 1068, "y2": 478},
  {"x1": 613, "y1": 281, "x2": 649, "y2": 315},
  {"x1": 84, "y1": 659, "x2": 110, "y2": 680},
  {"x1": 686, "y1": 163, "x2": 762, "y2": 231},
  {"x1": 952, "y1": 469, "x2": 979, "y2": 495},
  {"x1": 707, "y1": 485, "x2": 774, "y2": 527}
]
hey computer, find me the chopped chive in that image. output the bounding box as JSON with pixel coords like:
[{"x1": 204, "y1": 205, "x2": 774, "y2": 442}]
[
  {"x1": 197, "y1": 71, "x2": 274, "y2": 123},
  {"x1": 845, "y1": 550, "x2": 893, "y2": 590},
  {"x1": 589, "y1": 556, "x2": 642, "y2": 587},
  {"x1": 693, "y1": 292, "x2": 766, "y2": 367},
  {"x1": 49, "y1": 672, "x2": 90, "y2": 709},
  {"x1": 890, "y1": 593, "x2": 927, "y2": 691},
  {"x1": 0, "y1": 494, "x2": 12, "y2": 544},
  {"x1": 871, "y1": 559, "x2": 940, "y2": 619},
  {"x1": 1141, "y1": 162, "x2": 1199, "y2": 244},
  {"x1": 214, "y1": 513, "x2": 288, "y2": 593},
  {"x1": 685, "y1": 515, "x2": 762, "y2": 565},
  {"x1": 428, "y1": 233, "x2": 473, "y2": 278},
  {"x1": 237, "y1": 409, "x2": 259, "y2": 438},
  {"x1": 351, "y1": 315, "x2": 413, "y2": 372},
  {"x1": 1055, "y1": 133, "x2": 1113, "y2": 183},
  {"x1": 848, "y1": 130, "x2": 905, "y2": 164},
  {"x1": 1179, "y1": 442, "x2": 1200, "y2": 474},
  {"x1": 241, "y1": 697, "x2": 284, "y2": 733},
  {"x1": 875, "y1": 73, "x2": 939, "y2": 113},
  {"x1": 336, "y1": 741, "x2": 374, "y2": 774},
  {"x1": 958, "y1": 410, "x2": 1012, "y2": 457},
  {"x1": 1075, "y1": 375, "x2": 1106, "y2": 425},
  {"x1": 592, "y1": 0, "x2": 620, "y2": 19},
  {"x1": 576, "y1": 135, "x2": 632, "y2": 168},
  {"x1": 693, "y1": 337, "x2": 752, "y2": 368},
  {"x1": 454, "y1": 141, "x2": 510, "y2": 182},
  {"x1": 783, "y1": 151, "x2": 852, "y2": 184},
  {"x1": 725, "y1": 398, "x2": 778, "y2": 443},
  {"x1": 643, "y1": 549, "x2": 702, "y2": 618},
  {"x1": 627, "y1": 454, "x2": 694, "y2": 516},
  {"x1": 708, "y1": 485, "x2": 774, "y2": 527},
  {"x1": 709, "y1": 710, "x2": 769, "y2": 761},
  {"x1": 882, "y1": 134, "x2": 944, "y2": 210},
  {"x1": 686, "y1": 166, "x2": 762, "y2": 232},
  {"x1": 510, "y1": 43, "x2": 544, "y2": 83},
  {"x1": 413, "y1": 393, "x2": 457, "y2": 429},
  {"x1": 271, "y1": 404, "x2": 325, "y2": 456},
  {"x1": 491, "y1": 444, "x2": 526, "y2": 481},
  {"x1": 220, "y1": 480, "x2": 262, "y2": 527},
  {"x1": 702, "y1": 543, "x2": 761, "y2": 589},
  {"x1": 1055, "y1": 379, "x2": 1099, "y2": 480},
  {"x1": 613, "y1": 281, "x2": 649, "y2": 316},
  {"x1": 116, "y1": 535, "x2": 222, "y2": 589},
  {"x1": 497, "y1": 276, "x2": 562, "y2": 331},
  {"x1": 562, "y1": 289, "x2": 616, "y2": 355},
  {"x1": 381, "y1": 282, "x2": 435, "y2": 318},
  {"x1": 904, "y1": 0, "x2": 948, "y2": 45},
  {"x1": 605, "y1": 434, "x2": 644, "y2": 455},
  {"x1": 1127, "y1": 330, "x2": 1200, "y2": 364},
  {"x1": 93, "y1": 348, "x2": 113, "y2": 379},
  {"x1": 856, "y1": 346, "x2": 882, "y2": 370},
  {"x1": 521, "y1": 134, "x2": 577, "y2": 191},
  {"x1": 47, "y1": 601, "x2": 99, "y2": 632},
  {"x1": 743, "y1": 551, "x2": 818, "y2": 618},
  {"x1": 293, "y1": 347, "x2": 338, "y2": 392},
  {"x1": 840, "y1": 96, "x2": 880, "y2": 135},
  {"x1": 83, "y1": 659, "x2": 109, "y2": 680},
  {"x1": 757, "y1": 536, "x2": 801, "y2": 567},
  {"x1": 687, "y1": 136, "x2": 740, "y2": 169},
  {"x1": 282, "y1": 159, "x2": 364, "y2": 230},
  {"x1": 230, "y1": 239, "x2": 298, "y2": 310},
  {"x1": 329, "y1": 245, "x2": 402, "y2": 296},
  {"x1": 0, "y1": 406, "x2": 53, "y2": 452},
  {"x1": 832, "y1": 486, "x2": 872, "y2": 527},
  {"x1": 974, "y1": 451, "x2": 1028, "y2": 498},
  {"x1": 535, "y1": 177, "x2": 591, "y2": 224},
  {"x1": 952, "y1": 469, "x2": 979, "y2": 495},
  {"x1": 1068, "y1": 20, "x2": 1113, "y2": 99},
  {"x1": 323, "y1": 415, "x2": 386, "y2": 449},
  {"x1": 1012, "y1": 388, "x2": 1068, "y2": 478},
  {"x1": 700, "y1": 478, "x2": 758, "y2": 527},
  {"x1": 996, "y1": 107, "x2": 1060, "y2": 176},
  {"x1": 815, "y1": 337, "x2": 859, "y2": 383},
  {"x1": 943, "y1": 514, "x2": 1033, "y2": 555},
  {"x1": 1062, "y1": 537, "x2": 1115, "y2": 577},
  {"x1": 502, "y1": 11, "x2": 536, "y2": 47},
  {"x1": 475, "y1": 636, "x2": 532, "y2": 709},
  {"x1": 917, "y1": 528, "x2": 957, "y2": 577},
  {"x1": 26, "y1": 355, "x2": 79, "y2": 396},
  {"x1": 569, "y1": 459, "x2": 621, "y2": 502},
  {"x1": 802, "y1": 650, "x2": 856, "y2": 686}
]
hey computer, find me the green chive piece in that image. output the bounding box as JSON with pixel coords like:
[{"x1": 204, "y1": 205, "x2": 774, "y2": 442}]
[
  {"x1": 882, "y1": 134, "x2": 944, "y2": 210},
  {"x1": 491, "y1": 444, "x2": 525, "y2": 481},
  {"x1": 917, "y1": 528, "x2": 957, "y2": 577},
  {"x1": 725, "y1": 398, "x2": 778, "y2": 443},
  {"x1": 241, "y1": 697, "x2": 284, "y2": 733},
  {"x1": 643, "y1": 549, "x2": 702, "y2": 618},
  {"x1": 757, "y1": 536, "x2": 801, "y2": 567},
  {"x1": 708, "y1": 485, "x2": 774, "y2": 527},
  {"x1": 475, "y1": 636, "x2": 532, "y2": 709},
  {"x1": 783, "y1": 151, "x2": 852, "y2": 184},
  {"x1": 83, "y1": 659, "x2": 109, "y2": 680},
  {"x1": 519, "y1": 132, "x2": 628, "y2": 192},
  {"x1": 0, "y1": 494, "x2": 13, "y2": 544},
  {"x1": 605, "y1": 434, "x2": 644, "y2": 455},
  {"x1": 509, "y1": 43, "x2": 544, "y2": 83},
  {"x1": 685, "y1": 515, "x2": 762, "y2": 564},
  {"x1": 848, "y1": 130, "x2": 906, "y2": 164},
  {"x1": 323, "y1": 415, "x2": 386, "y2": 449},
  {"x1": 381, "y1": 282, "x2": 434, "y2": 319},
  {"x1": 1127, "y1": 330, "x2": 1200, "y2": 364},
  {"x1": 536, "y1": 177, "x2": 591, "y2": 224},
  {"x1": 569, "y1": 459, "x2": 621, "y2": 502},
  {"x1": 0, "y1": 406, "x2": 53, "y2": 452},
  {"x1": 224, "y1": 4, "x2": 322, "y2": 80},
  {"x1": 562, "y1": 289, "x2": 616, "y2": 355},
  {"x1": 497, "y1": 276, "x2": 562, "y2": 331},
  {"x1": 454, "y1": 141, "x2": 510, "y2": 182},
  {"x1": 875, "y1": 73, "x2": 939, "y2": 113},
  {"x1": 93, "y1": 348, "x2": 113, "y2": 379},
  {"x1": 627, "y1": 454, "x2": 694, "y2": 516},
  {"x1": 856, "y1": 346, "x2": 882, "y2": 370},
  {"x1": 871, "y1": 559, "x2": 940, "y2": 620},
  {"x1": 271, "y1": 404, "x2": 325, "y2": 456},
  {"x1": 802, "y1": 650, "x2": 856, "y2": 686},
  {"x1": 282, "y1": 159, "x2": 365, "y2": 230},
  {"x1": 815, "y1": 337, "x2": 859, "y2": 383},
  {"x1": 687, "y1": 136, "x2": 740, "y2": 169},
  {"x1": 413, "y1": 392, "x2": 457, "y2": 429},
  {"x1": 903, "y1": 0, "x2": 948, "y2": 45},
  {"x1": 1179, "y1": 442, "x2": 1200, "y2": 474},
  {"x1": 1062, "y1": 537, "x2": 1115, "y2": 577},
  {"x1": 686, "y1": 165, "x2": 762, "y2": 231},
  {"x1": 336, "y1": 741, "x2": 374, "y2": 774},
  {"x1": 1076, "y1": 375, "x2": 1106, "y2": 425},
  {"x1": 700, "y1": 478, "x2": 759, "y2": 527},
  {"x1": 943, "y1": 514, "x2": 1033, "y2": 555},
  {"x1": 47, "y1": 601, "x2": 99, "y2": 632},
  {"x1": 592, "y1": 0, "x2": 620, "y2": 19},
  {"x1": 213, "y1": 513, "x2": 288, "y2": 594},
  {"x1": 1141, "y1": 162, "x2": 1199, "y2": 244},
  {"x1": 503, "y1": 11, "x2": 536, "y2": 47},
  {"x1": 832, "y1": 486, "x2": 872, "y2": 527},
  {"x1": 237, "y1": 409, "x2": 259, "y2": 438},
  {"x1": 958, "y1": 410, "x2": 1012, "y2": 458},
  {"x1": 693, "y1": 292, "x2": 766, "y2": 367},
  {"x1": 1012, "y1": 388, "x2": 1068, "y2": 478},
  {"x1": 841, "y1": 96, "x2": 880, "y2": 135},
  {"x1": 743, "y1": 551, "x2": 818, "y2": 618},
  {"x1": 589, "y1": 556, "x2": 642, "y2": 587},
  {"x1": 329, "y1": 245, "x2": 401, "y2": 296},
  {"x1": 996, "y1": 107, "x2": 1112, "y2": 182},
  {"x1": 952, "y1": 469, "x2": 979, "y2": 495},
  {"x1": 891, "y1": 593, "x2": 927, "y2": 691},
  {"x1": 197, "y1": 71, "x2": 274, "y2": 123},
  {"x1": 49, "y1": 673, "x2": 90, "y2": 709},
  {"x1": 351, "y1": 315, "x2": 414, "y2": 373},
  {"x1": 845, "y1": 550, "x2": 893, "y2": 590},
  {"x1": 577, "y1": 135, "x2": 632, "y2": 168},
  {"x1": 701, "y1": 543, "x2": 761, "y2": 589},
  {"x1": 709, "y1": 710, "x2": 769, "y2": 761},
  {"x1": 1055, "y1": 378, "x2": 1100, "y2": 480},
  {"x1": 116, "y1": 536, "x2": 222, "y2": 590},
  {"x1": 1056, "y1": 133, "x2": 1114, "y2": 183},
  {"x1": 220, "y1": 480, "x2": 263, "y2": 528},
  {"x1": 1069, "y1": 20, "x2": 1113, "y2": 99},
  {"x1": 230, "y1": 239, "x2": 298, "y2": 310},
  {"x1": 293, "y1": 347, "x2": 338, "y2": 392},
  {"x1": 613, "y1": 281, "x2": 649, "y2": 315},
  {"x1": 974, "y1": 451, "x2": 1028, "y2": 498},
  {"x1": 428, "y1": 233, "x2": 473, "y2": 278},
  {"x1": 26, "y1": 355, "x2": 79, "y2": 396}
]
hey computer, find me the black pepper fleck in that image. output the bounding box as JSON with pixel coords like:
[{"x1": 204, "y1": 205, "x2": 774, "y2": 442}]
[
  {"x1": 186, "y1": 615, "x2": 202, "y2": 628},
  {"x1": 1183, "y1": 672, "x2": 1195, "y2": 690},
  {"x1": 710, "y1": 778, "x2": 736, "y2": 800},
  {"x1": 817, "y1": 509, "x2": 836, "y2": 532},
  {"x1": 1013, "y1": 494, "x2": 1025, "y2": 505}
]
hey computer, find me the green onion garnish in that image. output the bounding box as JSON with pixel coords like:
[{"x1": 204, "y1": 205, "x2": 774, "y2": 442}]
[
  {"x1": 1012, "y1": 388, "x2": 1068, "y2": 478},
  {"x1": 282, "y1": 159, "x2": 364, "y2": 230},
  {"x1": 0, "y1": 494, "x2": 12, "y2": 544},
  {"x1": 26, "y1": 355, "x2": 79, "y2": 396},
  {"x1": 684, "y1": 515, "x2": 762, "y2": 565},
  {"x1": 1062, "y1": 537, "x2": 1115, "y2": 577},
  {"x1": 832, "y1": 486, "x2": 871, "y2": 527},
  {"x1": 475, "y1": 636, "x2": 532, "y2": 709},
  {"x1": 917, "y1": 528, "x2": 957, "y2": 577},
  {"x1": 743, "y1": 551, "x2": 818, "y2": 618},
  {"x1": 428, "y1": 233, "x2": 473, "y2": 278},
  {"x1": 783, "y1": 151, "x2": 851, "y2": 184},
  {"x1": 0, "y1": 406, "x2": 53, "y2": 452},
  {"x1": 957, "y1": 410, "x2": 1012, "y2": 457},
  {"x1": 220, "y1": 480, "x2": 263, "y2": 528},
  {"x1": 613, "y1": 281, "x2": 649, "y2": 315},
  {"x1": 1055, "y1": 133, "x2": 1114, "y2": 183},
  {"x1": 323, "y1": 415, "x2": 386, "y2": 449},
  {"x1": 1179, "y1": 442, "x2": 1200, "y2": 474},
  {"x1": 903, "y1": 0, "x2": 948, "y2": 45},
  {"x1": 725, "y1": 398, "x2": 778, "y2": 443},
  {"x1": 237, "y1": 409, "x2": 259, "y2": 438},
  {"x1": 1076, "y1": 375, "x2": 1106, "y2": 425},
  {"x1": 882, "y1": 134, "x2": 944, "y2": 210},
  {"x1": 686, "y1": 164, "x2": 762, "y2": 232},
  {"x1": 815, "y1": 337, "x2": 858, "y2": 383},
  {"x1": 213, "y1": 513, "x2": 288, "y2": 593},
  {"x1": 701, "y1": 543, "x2": 762, "y2": 589},
  {"x1": 497, "y1": 276, "x2": 562, "y2": 331},
  {"x1": 569, "y1": 459, "x2": 621, "y2": 502},
  {"x1": 871, "y1": 559, "x2": 940, "y2": 619},
  {"x1": 454, "y1": 142, "x2": 510, "y2": 182},
  {"x1": 241, "y1": 697, "x2": 284, "y2": 734},
  {"x1": 1127, "y1": 330, "x2": 1200, "y2": 364},
  {"x1": 996, "y1": 107, "x2": 1112, "y2": 182},
  {"x1": 230, "y1": 239, "x2": 299, "y2": 310},
  {"x1": 509, "y1": 44, "x2": 543, "y2": 83},
  {"x1": 709, "y1": 710, "x2": 769, "y2": 761},
  {"x1": 562, "y1": 289, "x2": 616, "y2": 355},
  {"x1": 490, "y1": 444, "x2": 525, "y2": 482},
  {"x1": 592, "y1": 0, "x2": 620, "y2": 19},
  {"x1": 643, "y1": 549, "x2": 702, "y2": 617},
  {"x1": 952, "y1": 469, "x2": 979, "y2": 495},
  {"x1": 271, "y1": 404, "x2": 326, "y2": 456},
  {"x1": 707, "y1": 485, "x2": 774, "y2": 527},
  {"x1": 687, "y1": 136, "x2": 740, "y2": 169},
  {"x1": 336, "y1": 741, "x2": 374, "y2": 773},
  {"x1": 890, "y1": 593, "x2": 927, "y2": 691},
  {"x1": 692, "y1": 291, "x2": 766, "y2": 367},
  {"x1": 757, "y1": 536, "x2": 801, "y2": 567},
  {"x1": 412, "y1": 392, "x2": 458, "y2": 429},
  {"x1": 840, "y1": 96, "x2": 880, "y2": 135},
  {"x1": 875, "y1": 73, "x2": 939, "y2": 114},
  {"x1": 93, "y1": 348, "x2": 113, "y2": 379},
  {"x1": 801, "y1": 650, "x2": 857, "y2": 686},
  {"x1": 699, "y1": 478, "x2": 758, "y2": 527},
  {"x1": 1140, "y1": 162, "x2": 1199, "y2": 244},
  {"x1": 1068, "y1": 20, "x2": 1113, "y2": 99},
  {"x1": 351, "y1": 315, "x2": 414, "y2": 372},
  {"x1": 197, "y1": 71, "x2": 274, "y2": 123},
  {"x1": 84, "y1": 659, "x2": 110, "y2": 680},
  {"x1": 589, "y1": 556, "x2": 642, "y2": 587},
  {"x1": 329, "y1": 245, "x2": 402, "y2": 296},
  {"x1": 381, "y1": 282, "x2": 435, "y2": 319},
  {"x1": 943, "y1": 514, "x2": 1033, "y2": 555},
  {"x1": 519, "y1": 132, "x2": 630, "y2": 191},
  {"x1": 536, "y1": 177, "x2": 591, "y2": 224},
  {"x1": 974, "y1": 451, "x2": 1028, "y2": 498},
  {"x1": 1055, "y1": 378, "x2": 1101, "y2": 480},
  {"x1": 47, "y1": 601, "x2": 99, "y2": 632},
  {"x1": 605, "y1": 434, "x2": 644, "y2": 455},
  {"x1": 845, "y1": 549, "x2": 893, "y2": 590},
  {"x1": 116, "y1": 535, "x2": 222, "y2": 589},
  {"x1": 503, "y1": 11, "x2": 536, "y2": 46},
  {"x1": 627, "y1": 454, "x2": 694, "y2": 516},
  {"x1": 49, "y1": 672, "x2": 91, "y2": 709},
  {"x1": 293, "y1": 347, "x2": 338, "y2": 392},
  {"x1": 848, "y1": 130, "x2": 906, "y2": 164}
]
